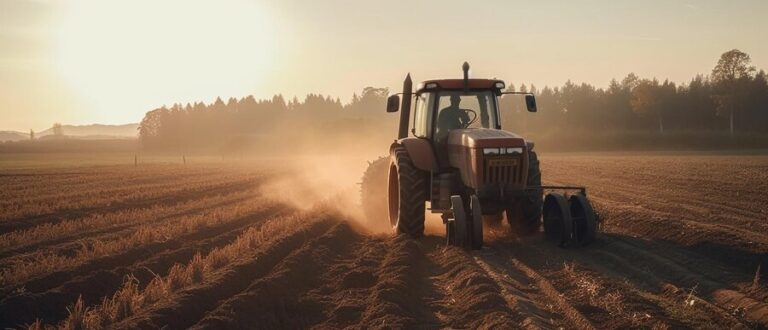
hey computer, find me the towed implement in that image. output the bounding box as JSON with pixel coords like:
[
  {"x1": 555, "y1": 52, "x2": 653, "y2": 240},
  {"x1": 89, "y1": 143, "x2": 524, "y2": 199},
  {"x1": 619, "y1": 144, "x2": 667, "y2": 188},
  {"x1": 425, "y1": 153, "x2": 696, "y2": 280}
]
[{"x1": 361, "y1": 63, "x2": 598, "y2": 249}]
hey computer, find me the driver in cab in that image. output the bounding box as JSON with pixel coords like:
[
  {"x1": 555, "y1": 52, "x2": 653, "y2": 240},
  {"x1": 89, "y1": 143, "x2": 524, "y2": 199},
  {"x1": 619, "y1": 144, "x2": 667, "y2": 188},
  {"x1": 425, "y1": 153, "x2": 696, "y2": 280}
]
[{"x1": 436, "y1": 94, "x2": 470, "y2": 143}]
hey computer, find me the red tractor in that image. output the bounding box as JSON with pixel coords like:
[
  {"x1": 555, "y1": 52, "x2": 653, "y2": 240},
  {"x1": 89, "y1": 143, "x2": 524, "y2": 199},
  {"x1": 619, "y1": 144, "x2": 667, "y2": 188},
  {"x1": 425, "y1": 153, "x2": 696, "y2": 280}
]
[{"x1": 362, "y1": 63, "x2": 597, "y2": 249}]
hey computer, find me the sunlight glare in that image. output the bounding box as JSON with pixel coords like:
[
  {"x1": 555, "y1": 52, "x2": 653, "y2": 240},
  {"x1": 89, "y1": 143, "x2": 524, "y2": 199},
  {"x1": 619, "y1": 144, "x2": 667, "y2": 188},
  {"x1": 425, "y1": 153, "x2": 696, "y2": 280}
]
[{"x1": 54, "y1": 0, "x2": 276, "y2": 122}]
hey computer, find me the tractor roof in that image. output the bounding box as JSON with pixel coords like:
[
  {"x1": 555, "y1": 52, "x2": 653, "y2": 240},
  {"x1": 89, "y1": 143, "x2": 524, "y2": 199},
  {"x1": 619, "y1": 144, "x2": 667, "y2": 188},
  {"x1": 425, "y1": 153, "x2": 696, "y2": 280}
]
[{"x1": 415, "y1": 79, "x2": 505, "y2": 93}]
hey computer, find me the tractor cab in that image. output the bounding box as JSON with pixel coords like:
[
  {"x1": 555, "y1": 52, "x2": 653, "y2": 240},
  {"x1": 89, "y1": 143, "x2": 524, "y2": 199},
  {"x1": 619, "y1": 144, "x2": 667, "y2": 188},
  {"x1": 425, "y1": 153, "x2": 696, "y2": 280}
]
[
  {"x1": 412, "y1": 79, "x2": 503, "y2": 145},
  {"x1": 386, "y1": 66, "x2": 538, "y2": 145}
]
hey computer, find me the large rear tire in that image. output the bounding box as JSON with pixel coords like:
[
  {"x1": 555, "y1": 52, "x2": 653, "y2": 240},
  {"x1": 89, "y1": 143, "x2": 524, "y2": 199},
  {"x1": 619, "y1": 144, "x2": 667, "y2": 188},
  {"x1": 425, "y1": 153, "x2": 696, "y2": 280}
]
[
  {"x1": 388, "y1": 146, "x2": 428, "y2": 237},
  {"x1": 361, "y1": 156, "x2": 389, "y2": 229},
  {"x1": 507, "y1": 149, "x2": 543, "y2": 235}
]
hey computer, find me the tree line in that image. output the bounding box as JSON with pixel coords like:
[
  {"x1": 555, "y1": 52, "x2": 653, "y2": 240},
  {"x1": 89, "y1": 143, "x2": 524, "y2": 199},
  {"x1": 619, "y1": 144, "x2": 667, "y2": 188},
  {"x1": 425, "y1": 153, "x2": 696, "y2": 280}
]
[
  {"x1": 501, "y1": 49, "x2": 767, "y2": 137},
  {"x1": 139, "y1": 49, "x2": 768, "y2": 152},
  {"x1": 138, "y1": 86, "x2": 393, "y2": 152}
]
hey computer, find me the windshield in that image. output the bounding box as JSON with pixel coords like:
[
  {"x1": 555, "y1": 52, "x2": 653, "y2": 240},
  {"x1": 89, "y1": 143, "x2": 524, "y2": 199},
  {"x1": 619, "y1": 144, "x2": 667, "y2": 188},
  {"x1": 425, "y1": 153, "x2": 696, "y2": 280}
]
[{"x1": 434, "y1": 91, "x2": 498, "y2": 143}]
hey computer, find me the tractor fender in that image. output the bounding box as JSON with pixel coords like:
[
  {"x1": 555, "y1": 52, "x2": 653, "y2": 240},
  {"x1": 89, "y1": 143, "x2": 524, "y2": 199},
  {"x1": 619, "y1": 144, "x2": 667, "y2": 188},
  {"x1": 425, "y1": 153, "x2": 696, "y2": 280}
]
[{"x1": 390, "y1": 138, "x2": 436, "y2": 172}]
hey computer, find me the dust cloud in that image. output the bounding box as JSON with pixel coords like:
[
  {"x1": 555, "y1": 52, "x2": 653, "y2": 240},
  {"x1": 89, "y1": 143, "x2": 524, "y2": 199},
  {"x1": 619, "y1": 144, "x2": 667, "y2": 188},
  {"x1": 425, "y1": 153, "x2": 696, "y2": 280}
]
[
  {"x1": 253, "y1": 149, "x2": 448, "y2": 236},
  {"x1": 255, "y1": 153, "x2": 382, "y2": 232}
]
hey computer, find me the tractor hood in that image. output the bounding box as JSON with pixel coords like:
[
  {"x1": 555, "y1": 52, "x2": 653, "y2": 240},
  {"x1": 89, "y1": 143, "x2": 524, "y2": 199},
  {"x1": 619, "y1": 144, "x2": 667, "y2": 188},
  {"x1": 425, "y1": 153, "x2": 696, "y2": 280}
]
[
  {"x1": 446, "y1": 128, "x2": 529, "y2": 190},
  {"x1": 447, "y1": 128, "x2": 527, "y2": 148}
]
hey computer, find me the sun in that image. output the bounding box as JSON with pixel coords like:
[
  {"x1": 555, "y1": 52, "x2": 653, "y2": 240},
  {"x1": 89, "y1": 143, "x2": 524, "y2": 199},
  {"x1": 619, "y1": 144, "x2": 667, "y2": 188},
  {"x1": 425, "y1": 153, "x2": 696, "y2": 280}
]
[{"x1": 54, "y1": 0, "x2": 276, "y2": 123}]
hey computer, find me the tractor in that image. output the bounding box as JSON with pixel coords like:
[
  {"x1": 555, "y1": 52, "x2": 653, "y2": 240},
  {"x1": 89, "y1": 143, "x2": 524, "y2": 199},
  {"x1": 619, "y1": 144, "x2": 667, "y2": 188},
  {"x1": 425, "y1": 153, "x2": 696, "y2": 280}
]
[{"x1": 361, "y1": 63, "x2": 597, "y2": 249}]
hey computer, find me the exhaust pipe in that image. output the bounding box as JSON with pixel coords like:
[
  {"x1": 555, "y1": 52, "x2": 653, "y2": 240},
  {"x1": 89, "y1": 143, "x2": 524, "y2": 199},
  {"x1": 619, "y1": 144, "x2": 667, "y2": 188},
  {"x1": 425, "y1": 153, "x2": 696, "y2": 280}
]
[
  {"x1": 462, "y1": 62, "x2": 470, "y2": 92},
  {"x1": 398, "y1": 73, "x2": 412, "y2": 139}
]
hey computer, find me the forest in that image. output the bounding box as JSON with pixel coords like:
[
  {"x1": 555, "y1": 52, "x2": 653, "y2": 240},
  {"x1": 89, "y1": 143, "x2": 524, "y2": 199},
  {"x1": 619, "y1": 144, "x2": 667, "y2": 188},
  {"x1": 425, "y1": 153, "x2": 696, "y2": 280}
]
[{"x1": 138, "y1": 49, "x2": 768, "y2": 153}]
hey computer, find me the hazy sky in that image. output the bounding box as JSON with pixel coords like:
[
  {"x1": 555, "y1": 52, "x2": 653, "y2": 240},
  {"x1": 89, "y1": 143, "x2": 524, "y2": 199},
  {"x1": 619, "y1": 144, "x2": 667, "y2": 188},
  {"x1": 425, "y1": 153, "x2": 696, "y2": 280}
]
[{"x1": 1, "y1": 0, "x2": 767, "y2": 131}]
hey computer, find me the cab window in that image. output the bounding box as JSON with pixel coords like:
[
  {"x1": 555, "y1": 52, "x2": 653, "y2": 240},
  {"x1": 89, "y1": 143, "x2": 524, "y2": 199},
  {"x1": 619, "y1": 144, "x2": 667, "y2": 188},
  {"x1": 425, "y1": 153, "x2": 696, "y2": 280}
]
[
  {"x1": 434, "y1": 91, "x2": 497, "y2": 143},
  {"x1": 412, "y1": 92, "x2": 434, "y2": 138}
]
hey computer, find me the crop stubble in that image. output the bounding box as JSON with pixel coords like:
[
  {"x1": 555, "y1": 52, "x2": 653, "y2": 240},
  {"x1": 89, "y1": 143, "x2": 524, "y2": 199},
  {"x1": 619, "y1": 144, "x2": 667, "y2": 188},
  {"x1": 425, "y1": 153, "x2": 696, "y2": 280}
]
[{"x1": 1, "y1": 154, "x2": 767, "y2": 329}]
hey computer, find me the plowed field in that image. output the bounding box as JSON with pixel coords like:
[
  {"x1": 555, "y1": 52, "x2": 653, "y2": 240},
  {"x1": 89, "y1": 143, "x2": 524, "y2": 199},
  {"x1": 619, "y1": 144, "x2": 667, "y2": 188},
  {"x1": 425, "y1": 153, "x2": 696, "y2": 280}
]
[{"x1": 1, "y1": 153, "x2": 767, "y2": 329}]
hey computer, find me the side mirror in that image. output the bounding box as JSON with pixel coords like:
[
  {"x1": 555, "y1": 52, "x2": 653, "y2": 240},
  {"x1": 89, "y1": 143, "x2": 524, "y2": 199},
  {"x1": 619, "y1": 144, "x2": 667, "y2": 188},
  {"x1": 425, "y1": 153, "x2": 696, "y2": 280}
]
[
  {"x1": 386, "y1": 95, "x2": 400, "y2": 113},
  {"x1": 525, "y1": 94, "x2": 537, "y2": 112}
]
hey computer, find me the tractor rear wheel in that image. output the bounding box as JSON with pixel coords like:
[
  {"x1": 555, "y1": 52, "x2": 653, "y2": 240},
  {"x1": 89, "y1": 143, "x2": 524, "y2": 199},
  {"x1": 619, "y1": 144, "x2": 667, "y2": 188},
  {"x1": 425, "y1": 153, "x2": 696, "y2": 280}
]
[
  {"x1": 388, "y1": 146, "x2": 428, "y2": 237},
  {"x1": 361, "y1": 156, "x2": 389, "y2": 230},
  {"x1": 507, "y1": 149, "x2": 543, "y2": 235}
]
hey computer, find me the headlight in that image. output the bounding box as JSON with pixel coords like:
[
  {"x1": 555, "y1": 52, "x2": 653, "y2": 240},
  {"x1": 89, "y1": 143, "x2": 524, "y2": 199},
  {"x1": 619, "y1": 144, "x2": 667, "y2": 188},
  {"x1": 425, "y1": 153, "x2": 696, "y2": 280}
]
[
  {"x1": 483, "y1": 148, "x2": 500, "y2": 155},
  {"x1": 483, "y1": 147, "x2": 523, "y2": 155}
]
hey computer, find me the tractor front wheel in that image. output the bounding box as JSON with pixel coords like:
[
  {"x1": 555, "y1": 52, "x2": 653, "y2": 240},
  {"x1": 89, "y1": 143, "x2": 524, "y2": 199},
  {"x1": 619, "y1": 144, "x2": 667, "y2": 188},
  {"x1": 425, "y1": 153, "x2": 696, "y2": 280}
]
[
  {"x1": 470, "y1": 195, "x2": 483, "y2": 250},
  {"x1": 449, "y1": 195, "x2": 468, "y2": 246},
  {"x1": 507, "y1": 149, "x2": 543, "y2": 235}
]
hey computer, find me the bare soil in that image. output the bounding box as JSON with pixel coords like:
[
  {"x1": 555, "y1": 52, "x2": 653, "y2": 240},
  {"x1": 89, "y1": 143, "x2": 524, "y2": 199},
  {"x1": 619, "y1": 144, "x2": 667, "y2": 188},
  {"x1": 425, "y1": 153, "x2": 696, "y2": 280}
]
[{"x1": 1, "y1": 153, "x2": 767, "y2": 329}]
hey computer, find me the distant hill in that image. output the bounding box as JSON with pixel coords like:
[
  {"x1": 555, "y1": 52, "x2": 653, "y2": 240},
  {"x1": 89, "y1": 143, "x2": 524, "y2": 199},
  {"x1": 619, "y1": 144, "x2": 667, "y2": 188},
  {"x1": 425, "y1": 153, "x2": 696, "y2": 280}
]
[
  {"x1": 37, "y1": 123, "x2": 139, "y2": 138},
  {"x1": 1, "y1": 124, "x2": 139, "y2": 142},
  {"x1": 0, "y1": 131, "x2": 28, "y2": 142}
]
